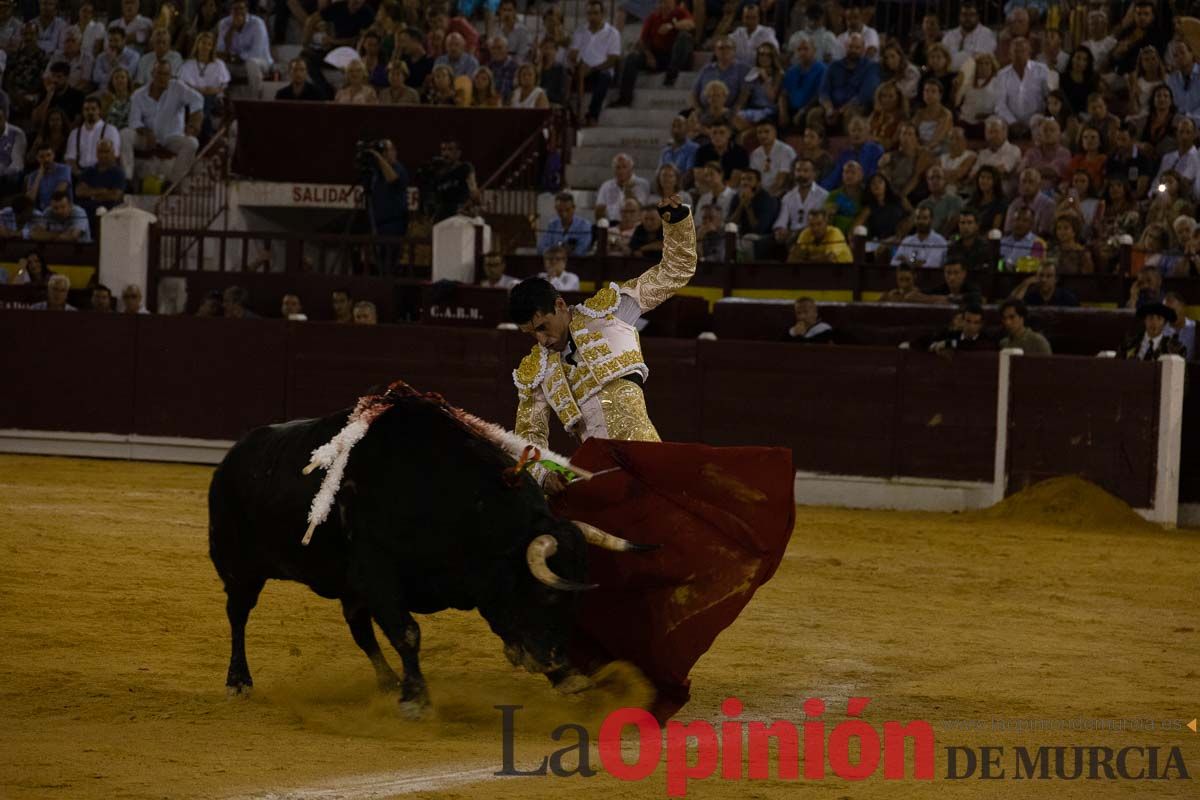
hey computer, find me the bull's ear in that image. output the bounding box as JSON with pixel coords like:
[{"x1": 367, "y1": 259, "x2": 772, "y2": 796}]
[{"x1": 527, "y1": 534, "x2": 598, "y2": 591}]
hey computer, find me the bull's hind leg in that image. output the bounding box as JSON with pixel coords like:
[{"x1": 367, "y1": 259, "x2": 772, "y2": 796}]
[
  {"x1": 224, "y1": 576, "x2": 266, "y2": 695},
  {"x1": 341, "y1": 598, "x2": 403, "y2": 692}
]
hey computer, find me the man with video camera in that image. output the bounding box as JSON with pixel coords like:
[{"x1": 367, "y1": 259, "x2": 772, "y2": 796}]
[{"x1": 359, "y1": 138, "x2": 409, "y2": 275}]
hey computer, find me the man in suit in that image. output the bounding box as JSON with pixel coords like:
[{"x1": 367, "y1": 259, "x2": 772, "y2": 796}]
[{"x1": 1119, "y1": 302, "x2": 1188, "y2": 360}]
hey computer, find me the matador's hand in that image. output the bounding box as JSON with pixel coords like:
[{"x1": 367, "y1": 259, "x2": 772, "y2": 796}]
[{"x1": 657, "y1": 194, "x2": 690, "y2": 224}]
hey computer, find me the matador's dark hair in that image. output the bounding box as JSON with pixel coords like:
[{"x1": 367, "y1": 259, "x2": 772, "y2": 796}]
[{"x1": 509, "y1": 277, "x2": 560, "y2": 325}]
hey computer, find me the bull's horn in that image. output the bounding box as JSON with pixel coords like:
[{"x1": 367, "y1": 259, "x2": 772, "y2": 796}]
[
  {"x1": 526, "y1": 535, "x2": 597, "y2": 592},
  {"x1": 574, "y1": 521, "x2": 660, "y2": 553}
]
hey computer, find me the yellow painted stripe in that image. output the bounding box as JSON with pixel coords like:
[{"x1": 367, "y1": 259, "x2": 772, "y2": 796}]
[{"x1": 730, "y1": 289, "x2": 856, "y2": 302}]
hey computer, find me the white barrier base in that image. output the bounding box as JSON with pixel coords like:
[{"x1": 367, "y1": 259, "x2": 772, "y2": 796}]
[
  {"x1": 1178, "y1": 504, "x2": 1200, "y2": 529},
  {"x1": 0, "y1": 430, "x2": 232, "y2": 465},
  {"x1": 793, "y1": 470, "x2": 994, "y2": 513}
]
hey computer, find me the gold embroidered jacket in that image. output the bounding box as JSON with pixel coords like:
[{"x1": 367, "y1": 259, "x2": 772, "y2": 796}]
[{"x1": 512, "y1": 212, "x2": 697, "y2": 468}]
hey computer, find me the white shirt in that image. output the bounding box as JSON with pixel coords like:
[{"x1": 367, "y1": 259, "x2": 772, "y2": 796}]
[
  {"x1": 891, "y1": 231, "x2": 948, "y2": 268},
  {"x1": 135, "y1": 50, "x2": 183, "y2": 85},
  {"x1": 34, "y1": 16, "x2": 67, "y2": 54},
  {"x1": 972, "y1": 141, "x2": 1022, "y2": 177},
  {"x1": 570, "y1": 22, "x2": 621, "y2": 74},
  {"x1": 216, "y1": 15, "x2": 273, "y2": 64},
  {"x1": 836, "y1": 26, "x2": 881, "y2": 59},
  {"x1": 108, "y1": 15, "x2": 154, "y2": 50},
  {"x1": 995, "y1": 61, "x2": 1051, "y2": 125},
  {"x1": 774, "y1": 183, "x2": 829, "y2": 231},
  {"x1": 539, "y1": 271, "x2": 581, "y2": 292},
  {"x1": 0, "y1": 122, "x2": 28, "y2": 176},
  {"x1": 750, "y1": 140, "x2": 797, "y2": 191},
  {"x1": 1152, "y1": 146, "x2": 1200, "y2": 199},
  {"x1": 942, "y1": 25, "x2": 997, "y2": 70},
  {"x1": 65, "y1": 120, "x2": 121, "y2": 168},
  {"x1": 1137, "y1": 333, "x2": 1164, "y2": 360},
  {"x1": 695, "y1": 186, "x2": 736, "y2": 226},
  {"x1": 45, "y1": 50, "x2": 95, "y2": 89},
  {"x1": 70, "y1": 20, "x2": 108, "y2": 57},
  {"x1": 178, "y1": 58, "x2": 231, "y2": 92},
  {"x1": 595, "y1": 175, "x2": 651, "y2": 221},
  {"x1": 1083, "y1": 36, "x2": 1116, "y2": 71},
  {"x1": 481, "y1": 274, "x2": 519, "y2": 290},
  {"x1": 732, "y1": 25, "x2": 780, "y2": 66},
  {"x1": 129, "y1": 79, "x2": 205, "y2": 140}
]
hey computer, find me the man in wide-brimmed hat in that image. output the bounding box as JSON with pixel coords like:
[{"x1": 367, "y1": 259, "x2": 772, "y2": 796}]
[{"x1": 1119, "y1": 302, "x2": 1189, "y2": 360}]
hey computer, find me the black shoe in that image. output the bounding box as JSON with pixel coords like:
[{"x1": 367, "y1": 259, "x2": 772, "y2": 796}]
[{"x1": 663, "y1": 69, "x2": 678, "y2": 87}]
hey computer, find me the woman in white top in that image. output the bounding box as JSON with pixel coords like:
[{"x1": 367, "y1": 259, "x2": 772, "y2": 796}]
[
  {"x1": 956, "y1": 52, "x2": 1000, "y2": 136},
  {"x1": 1128, "y1": 46, "x2": 1165, "y2": 116},
  {"x1": 335, "y1": 59, "x2": 378, "y2": 105},
  {"x1": 510, "y1": 62, "x2": 548, "y2": 108},
  {"x1": 178, "y1": 31, "x2": 230, "y2": 140},
  {"x1": 71, "y1": 1, "x2": 107, "y2": 57}
]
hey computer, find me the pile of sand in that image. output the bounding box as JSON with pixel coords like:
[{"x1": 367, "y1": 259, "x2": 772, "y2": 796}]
[{"x1": 971, "y1": 476, "x2": 1159, "y2": 531}]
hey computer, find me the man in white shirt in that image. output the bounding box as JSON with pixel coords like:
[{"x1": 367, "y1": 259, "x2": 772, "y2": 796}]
[
  {"x1": 47, "y1": 26, "x2": 94, "y2": 92},
  {"x1": 480, "y1": 251, "x2": 520, "y2": 291},
  {"x1": 995, "y1": 37, "x2": 1051, "y2": 139},
  {"x1": 134, "y1": 27, "x2": 182, "y2": 86},
  {"x1": 1150, "y1": 117, "x2": 1200, "y2": 198},
  {"x1": 731, "y1": 3, "x2": 778, "y2": 66},
  {"x1": 68, "y1": 1, "x2": 107, "y2": 57},
  {"x1": 108, "y1": 0, "x2": 153, "y2": 53},
  {"x1": 941, "y1": 1, "x2": 997, "y2": 71},
  {"x1": 773, "y1": 158, "x2": 828, "y2": 247},
  {"x1": 124, "y1": 60, "x2": 203, "y2": 185},
  {"x1": 217, "y1": 0, "x2": 272, "y2": 97},
  {"x1": 891, "y1": 206, "x2": 948, "y2": 268},
  {"x1": 65, "y1": 95, "x2": 120, "y2": 175},
  {"x1": 538, "y1": 245, "x2": 581, "y2": 292},
  {"x1": 595, "y1": 153, "x2": 651, "y2": 222},
  {"x1": 569, "y1": 0, "x2": 621, "y2": 124},
  {"x1": 971, "y1": 116, "x2": 1023, "y2": 186},
  {"x1": 748, "y1": 121, "x2": 796, "y2": 197},
  {"x1": 835, "y1": 6, "x2": 879, "y2": 61},
  {"x1": 33, "y1": 0, "x2": 66, "y2": 55},
  {"x1": 489, "y1": 0, "x2": 531, "y2": 63},
  {"x1": 694, "y1": 160, "x2": 736, "y2": 229}
]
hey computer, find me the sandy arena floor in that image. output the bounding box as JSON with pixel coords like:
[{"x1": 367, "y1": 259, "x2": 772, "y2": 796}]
[{"x1": 1, "y1": 454, "x2": 1198, "y2": 799}]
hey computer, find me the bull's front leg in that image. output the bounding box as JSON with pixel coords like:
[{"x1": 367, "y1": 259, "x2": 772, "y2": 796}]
[{"x1": 370, "y1": 604, "x2": 430, "y2": 719}]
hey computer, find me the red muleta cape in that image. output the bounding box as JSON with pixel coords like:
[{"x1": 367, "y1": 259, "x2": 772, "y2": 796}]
[{"x1": 551, "y1": 438, "x2": 795, "y2": 720}]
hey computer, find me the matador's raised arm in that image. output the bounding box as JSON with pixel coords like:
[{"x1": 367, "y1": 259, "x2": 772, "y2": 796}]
[{"x1": 619, "y1": 201, "x2": 697, "y2": 314}]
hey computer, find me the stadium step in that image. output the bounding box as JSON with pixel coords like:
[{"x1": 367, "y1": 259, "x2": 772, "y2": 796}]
[
  {"x1": 571, "y1": 144, "x2": 663, "y2": 168},
  {"x1": 596, "y1": 107, "x2": 679, "y2": 129},
  {"x1": 578, "y1": 126, "x2": 667, "y2": 147},
  {"x1": 565, "y1": 163, "x2": 617, "y2": 189},
  {"x1": 629, "y1": 87, "x2": 691, "y2": 111},
  {"x1": 635, "y1": 70, "x2": 698, "y2": 91}
]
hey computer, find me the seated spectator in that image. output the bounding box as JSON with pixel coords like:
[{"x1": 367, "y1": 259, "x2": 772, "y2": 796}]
[
  {"x1": 509, "y1": 62, "x2": 548, "y2": 108},
  {"x1": 379, "y1": 60, "x2": 420, "y2": 105},
  {"x1": 694, "y1": 121, "x2": 748, "y2": 183},
  {"x1": 957, "y1": 53, "x2": 1001, "y2": 136},
  {"x1": 1106, "y1": 122, "x2": 1153, "y2": 198},
  {"x1": 876, "y1": 122, "x2": 932, "y2": 203},
  {"x1": 784, "y1": 297, "x2": 834, "y2": 343},
  {"x1": 942, "y1": 1, "x2": 996, "y2": 71},
  {"x1": 332, "y1": 288, "x2": 352, "y2": 323},
  {"x1": 970, "y1": 165, "x2": 1008, "y2": 233},
  {"x1": 878, "y1": 263, "x2": 928, "y2": 303},
  {"x1": 922, "y1": 43, "x2": 958, "y2": 103},
  {"x1": 786, "y1": 5, "x2": 841, "y2": 65},
  {"x1": 971, "y1": 116, "x2": 1022, "y2": 191},
  {"x1": 178, "y1": 32, "x2": 230, "y2": 138},
  {"x1": 303, "y1": 0, "x2": 376, "y2": 98},
  {"x1": 1010, "y1": 263, "x2": 1080, "y2": 307},
  {"x1": 1051, "y1": 214, "x2": 1094, "y2": 275},
  {"x1": 819, "y1": 115, "x2": 882, "y2": 191},
  {"x1": 946, "y1": 209, "x2": 991, "y2": 268},
  {"x1": 726, "y1": 168, "x2": 775, "y2": 236},
  {"x1": 917, "y1": 166, "x2": 963, "y2": 237},
  {"x1": 1128, "y1": 46, "x2": 1168, "y2": 119},
  {"x1": 1019, "y1": 119, "x2": 1071, "y2": 194},
  {"x1": 100, "y1": 68, "x2": 134, "y2": 138},
  {"x1": 927, "y1": 260, "x2": 983, "y2": 306},
  {"x1": 424, "y1": 3, "x2": 479, "y2": 59},
  {"x1": 65, "y1": 95, "x2": 121, "y2": 177},
  {"x1": 1059, "y1": 47, "x2": 1099, "y2": 119},
  {"x1": 649, "y1": 162, "x2": 691, "y2": 207},
  {"x1": 33, "y1": 61, "x2": 85, "y2": 129},
  {"x1": 90, "y1": 284, "x2": 113, "y2": 312},
  {"x1": 489, "y1": 0, "x2": 532, "y2": 63},
  {"x1": 659, "y1": 115, "x2": 698, "y2": 177},
  {"x1": 749, "y1": 121, "x2": 794, "y2": 197},
  {"x1": 1, "y1": 199, "x2": 42, "y2": 242},
  {"x1": 629, "y1": 203, "x2": 665, "y2": 256},
  {"x1": 1082, "y1": 10, "x2": 1116, "y2": 72},
  {"x1": 691, "y1": 36, "x2": 748, "y2": 115},
  {"x1": 358, "y1": 30, "x2": 388, "y2": 88},
  {"x1": 31, "y1": 273, "x2": 75, "y2": 310},
  {"x1": 1038, "y1": 28, "x2": 1069, "y2": 74},
  {"x1": 1164, "y1": 292, "x2": 1197, "y2": 361},
  {"x1": 135, "y1": 27, "x2": 182, "y2": 86},
  {"x1": 1068, "y1": 126, "x2": 1106, "y2": 195},
  {"x1": 995, "y1": 37, "x2": 1050, "y2": 139},
  {"x1": 184, "y1": 0, "x2": 222, "y2": 56},
  {"x1": 825, "y1": 159, "x2": 866, "y2": 234},
  {"x1": 733, "y1": 43, "x2": 783, "y2": 131},
  {"x1": 879, "y1": 43, "x2": 919, "y2": 101},
  {"x1": 1000, "y1": 207, "x2": 1047, "y2": 270},
  {"x1": 480, "y1": 251, "x2": 519, "y2": 290},
  {"x1": 1004, "y1": 168, "x2": 1056, "y2": 236},
  {"x1": 694, "y1": 160, "x2": 736, "y2": 223},
  {"x1": 538, "y1": 191, "x2": 592, "y2": 256},
  {"x1": 538, "y1": 245, "x2": 580, "y2": 291},
  {"x1": 335, "y1": 59, "x2": 378, "y2": 104},
  {"x1": 435, "y1": 32, "x2": 479, "y2": 79},
  {"x1": 24, "y1": 143, "x2": 71, "y2": 211},
  {"x1": 697, "y1": 202, "x2": 727, "y2": 261},
  {"x1": 50, "y1": 27, "x2": 95, "y2": 94},
  {"x1": 613, "y1": 0, "x2": 694, "y2": 106},
  {"x1": 731, "y1": 3, "x2": 778, "y2": 65},
  {"x1": 27, "y1": 189, "x2": 90, "y2": 241},
  {"x1": 607, "y1": 197, "x2": 642, "y2": 255},
  {"x1": 482, "y1": 37, "x2": 518, "y2": 103},
  {"x1": 121, "y1": 283, "x2": 149, "y2": 313},
  {"x1": 780, "y1": 37, "x2": 825, "y2": 131},
  {"x1": 568, "y1": 0, "x2": 621, "y2": 126},
  {"x1": 787, "y1": 207, "x2": 852, "y2": 263},
  {"x1": 929, "y1": 303, "x2": 995, "y2": 352},
  {"x1": 275, "y1": 57, "x2": 323, "y2": 101},
  {"x1": 595, "y1": 153, "x2": 651, "y2": 222},
  {"x1": 998, "y1": 299, "x2": 1051, "y2": 353},
  {"x1": 31, "y1": 0, "x2": 66, "y2": 56},
  {"x1": 1133, "y1": 225, "x2": 1179, "y2": 279},
  {"x1": 1151, "y1": 118, "x2": 1200, "y2": 199},
  {"x1": 0, "y1": 105, "x2": 29, "y2": 196},
  {"x1": 281, "y1": 292, "x2": 305, "y2": 319},
  {"x1": 352, "y1": 300, "x2": 378, "y2": 325},
  {"x1": 809, "y1": 33, "x2": 878, "y2": 135},
  {"x1": 796, "y1": 126, "x2": 833, "y2": 187},
  {"x1": 71, "y1": 3, "x2": 107, "y2": 58},
  {"x1": 868, "y1": 80, "x2": 907, "y2": 152},
  {"x1": 392, "y1": 27, "x2": 434, "y2": 93},
  {"x1": 910, "y1": 78, "x2": 953, "y2": 153},
  {"x1": 222, "y1": 285, "x2": 257, "y2": 318},
  {"x1": 859, "y1": 173, "x2": 908, "y2": 247},
  {"x1": 470, "y1": 66, "x2": 501, "y2": 108},
  {"x1": 209, "y1": 4, "x2": 267, "y2": 102},
  {"x1": 424, "y1": 63, "x2": 461, "y2": 105},
  {"x1": 773, "y1": 158, "x2": 829, "y2": 246},
  {"x1": 9, "y1": 23, "x2": 49, "y2": 120},
  {"x1": 109, "y1": 0, "x2": 152, "y2": 53},
  {"x1": 1167, "y1": 41, "x2": 1200, "y2": 123},
  {"x1": 75, "y1": 138, "x2": 125, "y2": 222},
  {"x1": 31, "y1": 107, "x2": 71, "y2": 165},
  {"x1": 125, "y1": 60, "x2": 203, "y2": 186},
  {"x1": 1119, "y1": 301, "x2": 1187, "y2": 360},
  {"x1": 891, "y1": 206, "x2": 948, "y2": 269}
]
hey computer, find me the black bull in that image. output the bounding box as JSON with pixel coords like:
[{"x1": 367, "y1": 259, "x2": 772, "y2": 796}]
[{"x1": 208, "y1": 396, "x2": 642, "y2": 716}]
